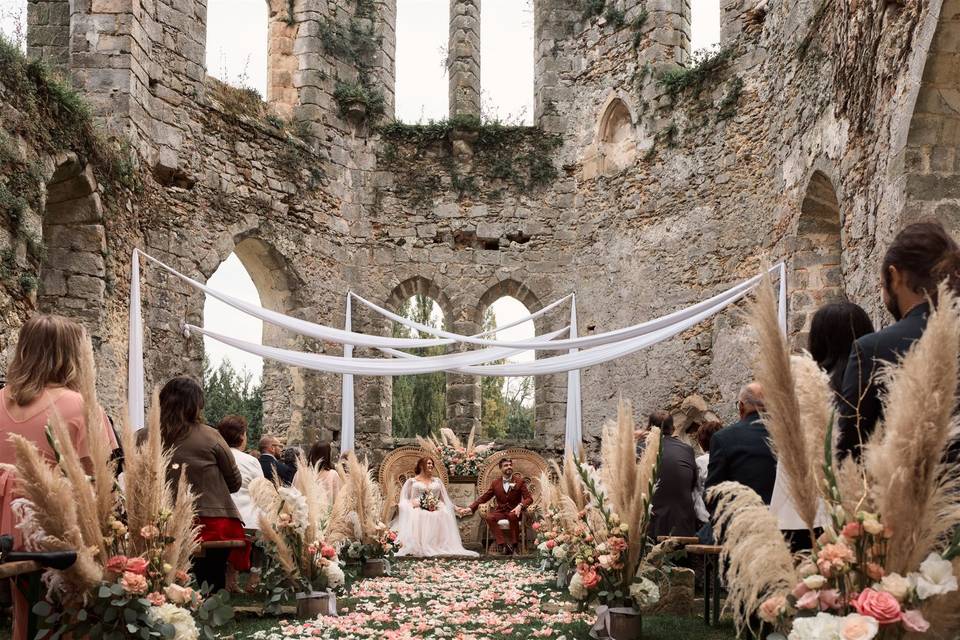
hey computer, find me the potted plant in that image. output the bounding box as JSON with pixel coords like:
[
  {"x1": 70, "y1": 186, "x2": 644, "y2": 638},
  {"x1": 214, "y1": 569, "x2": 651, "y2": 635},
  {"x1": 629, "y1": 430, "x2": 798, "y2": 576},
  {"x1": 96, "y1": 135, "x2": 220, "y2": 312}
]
[{"x1": 352, "y1": 523, "x2": 401, "y2": 578}]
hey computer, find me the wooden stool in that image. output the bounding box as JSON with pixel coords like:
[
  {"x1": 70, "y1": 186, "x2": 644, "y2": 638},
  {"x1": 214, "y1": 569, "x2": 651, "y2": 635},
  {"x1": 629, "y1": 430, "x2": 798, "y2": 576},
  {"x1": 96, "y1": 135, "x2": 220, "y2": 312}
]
[{"x1": 686, "y1": 544, "x2": 723, "y2": 626}]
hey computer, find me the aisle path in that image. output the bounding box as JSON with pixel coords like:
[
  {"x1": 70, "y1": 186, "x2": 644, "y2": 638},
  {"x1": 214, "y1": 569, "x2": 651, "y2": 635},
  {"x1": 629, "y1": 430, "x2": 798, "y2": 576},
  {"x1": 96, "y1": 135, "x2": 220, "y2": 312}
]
[{"x1": 249, "y1": 559, "x2": 592, "y2": 640}]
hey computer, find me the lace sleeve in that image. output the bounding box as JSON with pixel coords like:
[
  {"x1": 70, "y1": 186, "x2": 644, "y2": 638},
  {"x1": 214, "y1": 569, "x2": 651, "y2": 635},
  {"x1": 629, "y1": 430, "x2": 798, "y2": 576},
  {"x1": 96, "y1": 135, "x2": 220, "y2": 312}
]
[{"x1": 436, "y1": 478, "x2": 456, "y2": 512}]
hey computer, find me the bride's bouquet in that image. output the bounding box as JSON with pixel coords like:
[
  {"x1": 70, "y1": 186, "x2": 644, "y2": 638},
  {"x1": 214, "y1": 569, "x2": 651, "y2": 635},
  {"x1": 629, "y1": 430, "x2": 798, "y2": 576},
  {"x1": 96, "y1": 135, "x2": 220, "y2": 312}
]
[{"x1": 419, "y1": 491, "x2": 440, "y2": 512}]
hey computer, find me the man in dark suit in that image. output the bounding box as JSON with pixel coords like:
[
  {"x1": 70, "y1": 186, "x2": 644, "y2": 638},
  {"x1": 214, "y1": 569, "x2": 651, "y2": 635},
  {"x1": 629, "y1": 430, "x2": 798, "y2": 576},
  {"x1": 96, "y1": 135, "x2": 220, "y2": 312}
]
[
  {"x1": 461, "y1": 457, "x2": 532, "y2": 555},
  {"x1": 648, "y1": 411, "x2": 698, "y2": 538},
  {"x1": 259, "y1": 435, "x2": 295, "y2": 486},
  {"x1": 705, "y1": 382, "x2": 776, "y2": 504},
  {"x1": 837, "y1": 221, "x2": 960, "y2": 460}
]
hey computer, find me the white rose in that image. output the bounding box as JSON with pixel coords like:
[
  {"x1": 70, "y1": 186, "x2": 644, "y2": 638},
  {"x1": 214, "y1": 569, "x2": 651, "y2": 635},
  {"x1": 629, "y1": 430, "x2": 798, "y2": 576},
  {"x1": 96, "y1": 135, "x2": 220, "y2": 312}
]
[
  {"x1": 788, "y1": 612, "x2": 841, "y2": 640},
  {"x1": 861, "y1": 518, "x2": 883, "y2": 536},
  {"x1": 568, "y1": 572, "x2": 587, "y2": 600},
  {"x1": 838, "y1": 614, "x2": 879, "y2": 640},
  {"x1": 803, "y1": 575, "x2": 827, "y2": 590},
  {"x1": 598, "y1": 554, "x2": 614, "y2": 569},
  {"x1": 912, "y1": 553, "x2": 958, "y2": 600},
  {"x1": 552, "y1": 545, "x2": 567, "y2": 561},
  {"x1": 876, "y1": 573, "x2": 910, "y2": 601},
  {"x1": 596, "y1": 543, "x2": 608, "y2": 553},
  {"x1": 325, "y1": 562, "x2": 345, "y2": 589},
  {"x1": 148, "y1": 604, "x2": 199, "y2": 640}
]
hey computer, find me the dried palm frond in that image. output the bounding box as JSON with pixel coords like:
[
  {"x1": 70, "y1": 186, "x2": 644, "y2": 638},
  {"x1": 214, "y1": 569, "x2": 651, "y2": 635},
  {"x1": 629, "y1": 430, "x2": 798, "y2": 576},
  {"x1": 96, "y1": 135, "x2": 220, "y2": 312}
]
[
  {"x1": 341, "y1": 452, "x2": 383, "y2": 544},
  {"x1": 292, "y1": 453, "x2": 327, "y2": 544},
  {"x1": 47, "y1": 410, "x2": 107, "y2": 562},
  {"x1": 257, "y1": 512, "x2": 296, "y2": 576},
  {"x1": 9, "y1": 434, "x2": 102, "y2": 594},
  {"x1": 835, "y1": 456, "x2": 871, "y2": 517},
  {"x1": 465, "y1": 425, "x2": 476, "y2": 453},
  {"x1": 791, "y1": 354, "x2": 834, "y2": 505},
  {"x1": 746, "y1": 274, "x2": 820, "y2": 533},
  {"x1": 121, "y1": 390, "x2": 170, "y2": 557},
  {"x1": 708, "y1": 481, "x2": 797, "y2": 636},
  {"x1": 439, "y1": 427, "x2": 462, "y2": 449},
  {"x1": 77, "y1": 335, "x2": 116, "y2": 535},
  {"x1": 249, "y1": 476, "x2": 282, "y2": 515},
  {"x1": 864, "y1": 286, "x2": 960, "y2": 573},
  {"x1": 323, "y1": 466, "x2": 355, "y2": 546},
  {"x1": 162, "y1": 467, "x2": 201, "y2": 581},
  {"x1": 415, "y1": 435, "x2": 441, "y2": 460},
  {"x1": 557, "y1": 455, "x2": 589, "y2": 511}
]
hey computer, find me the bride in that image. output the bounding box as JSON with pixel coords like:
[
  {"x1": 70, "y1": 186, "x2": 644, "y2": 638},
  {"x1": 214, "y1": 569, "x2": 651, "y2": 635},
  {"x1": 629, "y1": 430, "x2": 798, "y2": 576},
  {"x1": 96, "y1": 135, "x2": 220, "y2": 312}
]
[{"x1": 393, "y1": 457, "x2": 478, "y2": 558}]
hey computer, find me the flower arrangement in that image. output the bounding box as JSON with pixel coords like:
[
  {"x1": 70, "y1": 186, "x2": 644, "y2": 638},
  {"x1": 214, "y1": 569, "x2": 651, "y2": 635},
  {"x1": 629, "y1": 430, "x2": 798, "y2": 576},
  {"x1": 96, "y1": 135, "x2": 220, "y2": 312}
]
[
  {"x1": 5, "y1": 341, "x2": 232, "y2": 640},
  {"x1": 418, "y1": 426, "x2": 495, "y2": 478},
  {"x1": 419, "y1": 491, "x2": 440, "y2": 512},
  {"x1": 345, "y1": 523, "x2": 402, "y2": 562},
  {"x1": 709, "y1": 277, "x2": 960, "y2": 638},
  {"x1": 535, "y1": 400, "x2": 663, "y2": 614}
]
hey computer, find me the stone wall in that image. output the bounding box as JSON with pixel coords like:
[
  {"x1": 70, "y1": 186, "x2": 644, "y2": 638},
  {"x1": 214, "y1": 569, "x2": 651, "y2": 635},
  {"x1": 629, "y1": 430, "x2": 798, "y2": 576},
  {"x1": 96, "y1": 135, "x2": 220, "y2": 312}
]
[{"x1": 0, "y1": 0, "x2": 952, "y2": 457}]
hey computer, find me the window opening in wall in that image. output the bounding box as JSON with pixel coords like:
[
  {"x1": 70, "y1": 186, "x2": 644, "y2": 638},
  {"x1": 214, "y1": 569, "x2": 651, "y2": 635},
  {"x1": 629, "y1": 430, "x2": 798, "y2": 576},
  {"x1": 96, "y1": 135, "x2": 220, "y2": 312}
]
[
  {"x1": 690, "y1": 0, "x2": 721, "y2": 53},
  {"x1": 0, "y1": 0, "x2": 26, "y2": 51},
  {"x1": 203, "y1": 253, "x2": 265, "y2": 444},
  {"x1": 480, "y1": 296, "x2": 534, "y2": 440},
  {"x1": 395, "y1": 0, "x2": 449, "y2": 123},
  {"x1": 392, "y1": 294, "x2": 447, "y2": 437},
  {"x1": 481, "y1": 0, "x2": 533, "y2": 124},
  {"x1": 206, "y1": 0, "x2": 268, "y2": 97}
]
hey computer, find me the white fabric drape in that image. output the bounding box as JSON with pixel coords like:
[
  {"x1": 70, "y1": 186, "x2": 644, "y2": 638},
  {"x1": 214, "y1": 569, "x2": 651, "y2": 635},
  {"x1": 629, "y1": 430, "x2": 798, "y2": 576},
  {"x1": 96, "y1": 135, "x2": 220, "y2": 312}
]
[
  {"x1": 341, "y1": 294, "x2": 355, "y2": 454},
  {"x1": 564, "y1": 296, "x2": 582, "y2": 458},
  {"x1": 128, "y1": 250, "x2": 145, "y2": 429}
]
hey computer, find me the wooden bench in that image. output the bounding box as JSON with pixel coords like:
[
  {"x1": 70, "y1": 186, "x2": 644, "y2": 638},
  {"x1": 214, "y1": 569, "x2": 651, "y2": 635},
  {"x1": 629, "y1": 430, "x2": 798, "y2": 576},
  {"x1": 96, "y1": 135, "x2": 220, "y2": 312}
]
[
  {"x1": 0, "y1": 560, "x2": 41, "y2": 581},
  {"x1": 655, "y1": 536, "x2": 700, "y2": 545},
  {"x1": 195, "y1": 539, "x2": 247, "y2": 557},
  {"x1": 685, "y1": 544, "x2": 723, "y2": 626}
]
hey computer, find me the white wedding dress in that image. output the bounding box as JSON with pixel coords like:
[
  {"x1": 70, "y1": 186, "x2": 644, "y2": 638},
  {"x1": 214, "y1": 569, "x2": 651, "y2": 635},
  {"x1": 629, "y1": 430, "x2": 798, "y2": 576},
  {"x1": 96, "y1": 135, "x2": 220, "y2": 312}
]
[{"x1": 392, "y1": 477, "x2": 478, "y2": 558}]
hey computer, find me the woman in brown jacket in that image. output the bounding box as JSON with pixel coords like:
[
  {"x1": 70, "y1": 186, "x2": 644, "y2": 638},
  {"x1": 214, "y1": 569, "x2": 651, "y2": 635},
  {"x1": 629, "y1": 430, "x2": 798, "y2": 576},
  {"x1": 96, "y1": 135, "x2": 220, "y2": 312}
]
[{"x1": 158, "y1": 376, "x2": 244, "y2": 593}]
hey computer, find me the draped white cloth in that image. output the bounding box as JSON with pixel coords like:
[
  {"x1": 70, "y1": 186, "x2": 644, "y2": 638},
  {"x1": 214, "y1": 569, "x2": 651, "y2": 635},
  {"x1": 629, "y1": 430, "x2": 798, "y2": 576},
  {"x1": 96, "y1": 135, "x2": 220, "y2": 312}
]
[
  {"x1": 392, "y1": 477, "x2": 478, "y2": 558},
  {"x1": 126, "y1": 248, "x2": 787, "y2": 459}
]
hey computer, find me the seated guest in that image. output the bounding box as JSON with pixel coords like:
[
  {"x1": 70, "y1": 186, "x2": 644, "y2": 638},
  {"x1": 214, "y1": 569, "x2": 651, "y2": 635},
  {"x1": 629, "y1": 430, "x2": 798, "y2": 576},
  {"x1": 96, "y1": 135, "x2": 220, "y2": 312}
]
[
  {"x1": 838, "y1": 221, "x2": 960, "y2": 459},
  {"x1": 693, "y1": 419, "x2": 723, "y2": 528},
  {"x1": 649, "y1": 411, "x2": 698, "y2": 538},
  {"x1": 705, "y1": 382, "x2": 776, "y2": 504},
  {"x1": 308, "y1": 441, "x2": 341, "y2": 501},
  {"x1": 216, "y1": 415, "x2": 264, "y2": 593},
  {"x1": 808, "y1": 302, "x2": 874, "y2": 397},
  {"x1": 150, "y1": 376, "x2": 244, "y2": 593},
  {"x1": 259, "y1": 435, "x2": 295, "y2": 485}
]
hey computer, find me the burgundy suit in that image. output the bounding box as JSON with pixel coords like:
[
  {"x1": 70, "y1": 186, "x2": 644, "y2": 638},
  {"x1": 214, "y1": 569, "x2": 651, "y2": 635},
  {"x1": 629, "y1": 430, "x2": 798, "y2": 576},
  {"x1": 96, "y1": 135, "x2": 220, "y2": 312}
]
[{"x1": 470, "y1": 474, "x2": 533, "y2": 546}]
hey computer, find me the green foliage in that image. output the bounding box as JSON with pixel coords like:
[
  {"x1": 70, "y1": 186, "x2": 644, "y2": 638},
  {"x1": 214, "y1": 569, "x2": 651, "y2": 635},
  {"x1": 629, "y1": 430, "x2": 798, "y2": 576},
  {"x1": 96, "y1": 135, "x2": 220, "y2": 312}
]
[
  {"x1": 377, "y1": 117, "x2": 563, "y2": 203},
  {"x1": 604, "y1": 6, "x2": 626, "y2": 29},
  {"x1": 717, "y1": 76, "x2": 744, "y2": 121},
  {"x1": 631, "y1": 10, "x2": 649, "y2": 48},
  {"x1": 391, "y1": 295, "x2": 446, "y2": 438},
  {"x1": 17, "y1": 271, "x2": 37, "y2": 295},
  {"x1": 286, "y1": 0, "x2": 296, "y2": 25},
  {"x1": 479, "y1": 307, "x2": 534, "y2": 440},
  {"x1": 582, "y1": 0, "x2": 606, "y2": 19},
  {"x1": 658, "y1": 46, "x2": 733, "y2": 100},
  {"x1": 202, "y1": 356, "x2": 264, "y2": 446},
  {"x1": 333, "y1": 81, "x2": 386, "y2": 122}
]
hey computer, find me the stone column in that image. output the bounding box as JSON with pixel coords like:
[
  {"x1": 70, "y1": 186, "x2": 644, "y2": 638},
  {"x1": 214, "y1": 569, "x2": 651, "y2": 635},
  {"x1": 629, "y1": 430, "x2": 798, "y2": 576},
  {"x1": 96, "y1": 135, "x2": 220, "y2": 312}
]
[
  {"x1": 448, "y1": 0, "x2": 481, "y2": 118},
  {"x1": 446, "y1": 318, "x2": 480, "y2": 436},
  {"x1": 27, "y1": 0, "x2": 70, "y2": 68},
  {"x1": 267, "y1": 0, "x2": 299, "y2": 120}
]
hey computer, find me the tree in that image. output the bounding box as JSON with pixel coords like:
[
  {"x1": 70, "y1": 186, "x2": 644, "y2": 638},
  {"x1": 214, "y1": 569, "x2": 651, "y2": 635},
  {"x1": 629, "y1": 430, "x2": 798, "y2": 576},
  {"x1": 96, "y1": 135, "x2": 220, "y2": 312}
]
[
  {"x1": 480, "y1": 306, "x2": 535, "y2": 439},
  {"x1": 391, "y1": 295, "x2": 446, "y2": 438},
  {"x1": 202, "y1": 355, "x2": 264, "y2": 446}
]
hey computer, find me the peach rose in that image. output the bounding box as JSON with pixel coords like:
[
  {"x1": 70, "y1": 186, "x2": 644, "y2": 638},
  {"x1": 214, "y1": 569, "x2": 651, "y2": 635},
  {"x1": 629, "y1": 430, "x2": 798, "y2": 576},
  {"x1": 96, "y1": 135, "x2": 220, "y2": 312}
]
[
  {"x1": 105, "y1": 555, "x2": 128, "y2": 575},
  {"x1": 580, "y1": 567, "x2": 601, "y2": 590},
  {"x1": 175, "y1": 570, "x2": 190, "y2": 585},
  {"x1": 853, "y1": 588, "x2": 902, "y2": 625},
  {"x1": 758, "y1": 594, "x2": 787, "y2": 623},
  {"x1": 865, "y1": 563, "x2": 885, "y2": 581},
  {"x1": 321, "y1": 545, "x2": 336, "y2": 559},
  {"x1": 125, "y1": 557, "x2": 149, "y2": 576},
  {"x1": 164, "y1": 583, "x2": 195, "y2": 605},
  {"x1": 140, "y1": 525, "x2": 160, "y2": 540},
  {"x1": 120, "y1": 571, "x2": 148, "y2": 595},
  {"x1": 147, "y1": 591, "x2": 166, "y2": 606},
  {"x1": 818, "y1": 542, "x2": 855, "y2": 578},
  {"x1": 840, "y1": 613, "x2": 879, "y2": 640},
  {"x1": 842, "y1": 522, "x2": 862, "y2": 540}
]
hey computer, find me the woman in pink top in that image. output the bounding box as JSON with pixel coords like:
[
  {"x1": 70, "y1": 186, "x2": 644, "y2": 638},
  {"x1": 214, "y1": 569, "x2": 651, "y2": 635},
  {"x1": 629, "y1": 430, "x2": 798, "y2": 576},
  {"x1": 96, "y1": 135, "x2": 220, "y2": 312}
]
[{"x1": 0, "y1": 314, "x2": 116, "y2": 640}]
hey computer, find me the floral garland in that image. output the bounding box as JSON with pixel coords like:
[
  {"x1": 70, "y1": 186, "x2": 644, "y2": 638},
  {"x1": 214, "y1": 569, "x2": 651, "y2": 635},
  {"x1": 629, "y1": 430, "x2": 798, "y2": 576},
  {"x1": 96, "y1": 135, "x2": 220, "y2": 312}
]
[{"x1": 437, "y1": 443, "x2": 493, "y2": 478}]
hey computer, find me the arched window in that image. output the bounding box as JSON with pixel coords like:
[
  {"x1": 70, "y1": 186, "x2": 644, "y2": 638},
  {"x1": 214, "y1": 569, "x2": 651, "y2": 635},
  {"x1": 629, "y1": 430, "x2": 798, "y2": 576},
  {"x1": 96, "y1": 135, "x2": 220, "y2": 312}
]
[
  {"x1": 480, "y1": 296, "x2": 535, "y2": 440},
  {"x1": 791, "y1": 171, "x2": 843, "y2": 345},
  {"x1": 392, "y1": 294, "x2": 447, "y2": 437},
  {"x1": 395, "y1": 0, "x2": 449, "y2": 123},
  {"x1": 690, "y1": 1, "x2": 721, "y2": 56},
  {"x1": 206, "y1": 0, "x2": 268, "y2": 96},
  {"x1": 481, "y1": 0, "x2": 534, "y2": 124},
  {"x1": 203, "y1": 252, "x2": 265, "y2": 443},
  {"x1": 598, "y1": 98, "x2": 635, "y2": 174}
]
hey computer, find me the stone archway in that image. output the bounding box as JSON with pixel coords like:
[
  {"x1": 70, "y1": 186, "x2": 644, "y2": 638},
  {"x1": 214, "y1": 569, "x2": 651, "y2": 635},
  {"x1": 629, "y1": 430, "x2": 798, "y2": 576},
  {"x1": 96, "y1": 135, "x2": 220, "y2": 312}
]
[
  {"x1": 790, "y1": 170, "x2": 843, "y2": 347},
  {"x1": 582, "y1": 96, "x2": 637, "y2": 179}
]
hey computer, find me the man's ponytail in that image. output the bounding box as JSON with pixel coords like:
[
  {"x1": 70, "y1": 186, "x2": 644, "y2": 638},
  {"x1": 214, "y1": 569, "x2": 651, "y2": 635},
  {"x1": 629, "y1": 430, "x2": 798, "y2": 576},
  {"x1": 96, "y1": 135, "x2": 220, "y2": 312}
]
[{"x1": 882, "y1": 220, "x2": 960, "y2": 305}]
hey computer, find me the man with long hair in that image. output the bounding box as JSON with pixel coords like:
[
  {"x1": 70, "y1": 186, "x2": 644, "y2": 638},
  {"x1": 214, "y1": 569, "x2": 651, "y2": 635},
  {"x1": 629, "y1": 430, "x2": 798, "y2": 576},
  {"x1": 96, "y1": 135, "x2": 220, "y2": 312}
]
[{"x1": 837, "y1": 220, "x2": 960, "y2": 459}]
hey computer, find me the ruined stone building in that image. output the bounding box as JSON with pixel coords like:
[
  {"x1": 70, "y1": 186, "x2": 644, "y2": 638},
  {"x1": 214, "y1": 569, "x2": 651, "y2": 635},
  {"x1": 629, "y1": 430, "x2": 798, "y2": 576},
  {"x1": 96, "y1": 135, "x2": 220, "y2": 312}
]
[{"x1": 0, "y1": 0, "x2": 950, "y2": 457}]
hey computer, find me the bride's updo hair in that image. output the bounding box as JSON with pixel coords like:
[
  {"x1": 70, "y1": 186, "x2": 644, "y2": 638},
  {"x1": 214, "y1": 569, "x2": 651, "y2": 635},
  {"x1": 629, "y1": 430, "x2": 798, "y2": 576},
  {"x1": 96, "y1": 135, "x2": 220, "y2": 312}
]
[{"x1": 414, "y1": 456, "x2": 435, "y2": 475}]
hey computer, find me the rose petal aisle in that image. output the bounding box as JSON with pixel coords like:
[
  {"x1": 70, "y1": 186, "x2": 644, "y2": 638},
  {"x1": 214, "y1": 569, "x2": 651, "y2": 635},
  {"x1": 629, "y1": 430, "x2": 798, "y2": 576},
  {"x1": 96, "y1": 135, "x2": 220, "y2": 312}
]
[{"x1": 246, "y1": 559, "x2": 593, "y2": 640}]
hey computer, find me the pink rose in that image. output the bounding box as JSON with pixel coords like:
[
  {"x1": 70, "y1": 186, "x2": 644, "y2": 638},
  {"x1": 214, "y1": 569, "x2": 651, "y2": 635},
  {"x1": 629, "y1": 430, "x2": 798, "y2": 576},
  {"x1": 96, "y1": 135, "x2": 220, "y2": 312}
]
[
  {"x1": 125, "y1": 557, "x2": 149, "y2": 576},
  {"x1": 757, "y1": 595, "x2": 787, "y2": 623},
  {"x1": 901, "y1": 610, "x2": 930, "y2": 633},
  {"x1": 175, "y1": 570, "x2": 190, "y2": 585},
  {"x1": 865, "y1": 562, "x2": 885, "y2": 581},
  {"x1": 853, "y1": 588, "x2": 902, "y2": 625},
  {"x1": 140, "y1": 525, "x2": 160, "y2": 540},
  {"x1": 105, "y1": 555, "x2": 128, "y2": 575},
  {"x1": 819, "y1": 589, "x2": 842, "y2": 611},
  {"x1": 321, "y1": 545, "x2": 336, "y2": 559},
  {"x1": 546, "y1": 540, "x2": 556, "y2": 550},
  {"x1": 147, "y1": 591, "x2": 166, "y2": 606},
  {"x1": 532, "y1": 522, "x2": 541, "y2": 531},
  {"x1": 120, "y1": 571, "x2": 148, "y2": 595},
  {"x1": 796, "y1": 590, "x2": 821, "y2": 610},
  {"x1": 792, "y1": 581, "x2": 810, "y2": 598},
  {"x1": 579, "y1": 566, "x2": 601, "y2": 589},
  {"x1": 841, "y1": 522, "x2": 862, "y2": 539}
]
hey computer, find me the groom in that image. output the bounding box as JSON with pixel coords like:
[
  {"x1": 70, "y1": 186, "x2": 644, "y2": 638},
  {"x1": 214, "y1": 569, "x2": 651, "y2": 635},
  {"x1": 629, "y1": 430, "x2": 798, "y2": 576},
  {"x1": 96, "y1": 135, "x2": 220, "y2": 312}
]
[{"x1": 457, "y1": 458, "x2": 532, "y2": 555}]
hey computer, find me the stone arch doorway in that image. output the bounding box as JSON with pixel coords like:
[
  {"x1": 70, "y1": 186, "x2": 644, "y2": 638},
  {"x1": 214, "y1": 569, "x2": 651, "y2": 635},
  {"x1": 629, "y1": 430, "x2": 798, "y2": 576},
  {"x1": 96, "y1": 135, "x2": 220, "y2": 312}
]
[
  {"x1": 790, "y1": 170, "x2": 844, "y2": 346},
  {"x1": 202, "y1": 235, "x2": 303, "y2": 441}
]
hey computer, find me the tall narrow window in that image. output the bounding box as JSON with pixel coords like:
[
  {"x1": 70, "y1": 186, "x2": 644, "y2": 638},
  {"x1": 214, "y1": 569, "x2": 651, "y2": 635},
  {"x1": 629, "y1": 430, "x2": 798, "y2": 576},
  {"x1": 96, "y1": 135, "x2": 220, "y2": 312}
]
[
  {"x1": 206, "y1": 0, "x2": 268, "y2": 96},
  {"x1": 203, "y1": 253, "x2": 265, "y2": 443},
  {"x1": 392, "y1": 294, "x2": 447, "y2": 437},
  {"x1": 395, "y1": 0, "x2": 449, "y2": 123},
  {"x1": 690, "y1": 1, "x2": 721, "y2": 53},
  {"x1": 481, "y1": 0, "x2": 533, "y2": 124},
  {"x1": 480, "y1": 296, "x2": 535, "y2": 439}
]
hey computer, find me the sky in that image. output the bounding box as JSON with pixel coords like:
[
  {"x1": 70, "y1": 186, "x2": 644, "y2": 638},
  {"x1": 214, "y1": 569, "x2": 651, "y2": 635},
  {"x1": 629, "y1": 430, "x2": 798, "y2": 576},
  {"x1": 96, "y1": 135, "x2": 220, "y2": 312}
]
[{"x1": 0, "y1": 0, "x2": 720, "y2": 382}]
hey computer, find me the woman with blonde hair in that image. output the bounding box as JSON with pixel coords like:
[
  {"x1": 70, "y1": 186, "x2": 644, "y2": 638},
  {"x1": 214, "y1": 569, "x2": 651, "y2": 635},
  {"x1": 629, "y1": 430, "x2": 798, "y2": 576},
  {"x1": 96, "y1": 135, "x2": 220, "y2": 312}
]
[{"x1": 0, "y1": 314, "x2": 116, "y2": 640}]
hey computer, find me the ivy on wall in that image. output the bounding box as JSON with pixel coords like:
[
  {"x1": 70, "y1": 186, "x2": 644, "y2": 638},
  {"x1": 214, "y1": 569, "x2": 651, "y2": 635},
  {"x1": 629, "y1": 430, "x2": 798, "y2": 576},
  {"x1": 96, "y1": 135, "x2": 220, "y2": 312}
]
[{"x1": 376, "y1": 115, "x2": 562, "y2": 205}]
